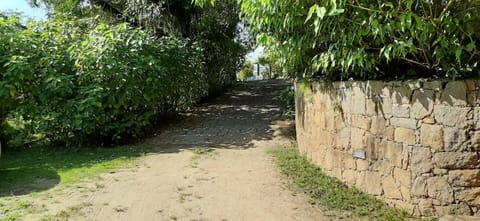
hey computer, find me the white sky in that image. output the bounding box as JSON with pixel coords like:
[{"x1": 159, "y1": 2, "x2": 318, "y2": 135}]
[
  {"x1": 246, "y1": 46, "x2": 264, "y2": 63},
  {"x1": 0, "y1": 0, "x2": 47, "y2": 20}
]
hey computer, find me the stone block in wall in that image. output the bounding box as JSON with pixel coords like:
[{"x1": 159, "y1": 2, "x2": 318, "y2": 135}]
[
  {"x1": 396, "y1": 169, "x2": 413, "y2": 201},
  {"x1": 475, "y1": 109, "x2": 480, "y2": 130},
  {"x1": 322, "y1": 148, "x2": 336, "y2": 171},
  {"x1": 392, "y1": 86, "x2": 413, "y2": 105},
  {"x1": 413, "y1": 176, "x2": 428, "y2": 197},
  {"x1": 383, "y1": 175, "x2": 402, "y2": 199},
  {"x1": 313, "y1": 110, "x2": 325, "y2": 128},
  {"x1": 344, "y1": 156, "x2": 356, "y2": 170},
  {"x1": 402, "y1": 145, "x2": 412, "y2": 170},
  {"x1": 339, "y1": 93, "x2": 352, "y2": 115},
  {"x1": 424, "y1": 81, "x2": 444, "y2": 91},
  {"x1": 311, "y1": 145, "x2": 326, "y2": 168},
  {"x1": 440, "y1": 81, "x2": 467, "y2": 106},
  {"x1": 392, "y1": 104, "x2": 411, "y2": 118},
  {"x1": 366, "y1": 81, "x2": 384, "y2": 98},
  {"x1": 365, "y1": 171, "x2": 383, "y2": 195},
  {"x1": 411, "y1": 147, "x2": 433, "y2": 174},
  {"x1": 334, "y1": 114, "x2": 346, "y2": 131},
  {"x1": 444, "y1": 127, "x2": 468, "y2": 151},
  {"x1": 325, "y1": 111, "x2": 335, "y2": 131},
  {"x1": 332, "y1": 167, "x2": 343, "y2": 178},
  {"x1": 356, "y1": 159, "x2": 369, "y2": 171},
  {"x1": 427, "y1": 176, "x2": 454, "y2": 204},
  {"x1": 376, "y1": 137, "x2": 388, "y2": 156},
  {"x1": 335, "y1": 127, "x2": 351, "y2": 150},
  {"x1": 351, "y1": 86, "x2": 367, "y2": 115},
  {"x1": 434, "y1": 152, "x2": 480, "y2": 169},
  {"x1": 371, "y1": 116, "x2": 386, "y2": 136},
  {"x1": 394, "y1": 167, "x2": 412, "y2": 188},
  {"x1": 317, "y1": 130, "x2": 334, "y2": 146},
  {"x1": 366, "y1": 99, "x2": 376, "y2": 116},
  {"x1": 381, "y1": 87, "x2": 393, "y2": 116},
  {"x1": 385, "y1": 141, "x2": 403, "y2": 167},
  {"x1": 467, "y1": 91, "x2": 477, "y2": 106},
  {"x1": 477, "y1": 90, "x2": 480, "y2": 106},
  {"x1": 350, "y1": 128, "x2": 365, "y2": 149},
  {"x1": 408, "y1": 80, "x2": 423, "y2": 90},
  {"x1": 421, "y1": 124, "x2": 444, "y2": 151},
  {"x1": 459, "y1": 188, "x2": 480, "y2": 206},
  {"x1": 417, "y1": 199, "x2": 435, "y2": 216},
  {"x1": 434, "y1": 105, "x2": 471, "y2": 128},
  {"x1": 471, "y1": 130, "x2": 480, "y2": 150},
  {"x1": 356, "y1": 171, "x2": 366, "y2": 191},
  {"x1": 411, "y1": 89, "x2": 435, "y2": 119},
  {"x1": 365, "y1": 134, "x2": 378, "y2": 160},
  {"x1": 351, "y1": 115, "x2": 371, "y2": 131},
  {"x1": 423, "y1": 117, "x2": 436, "y2": 124},
  {"x1": 448, "y1": 170, "x2": 480, "y2": 187},
  {"x1": 372, "y1": 160, "x2": 393, "y2": 175},
  {"x1": 465, "y1": 80, "x2": 477, "y2": 91},
  {"x1": 400, "y1": 183, "x2": 412, "y2": 201},
  {"x1": 433, "y1": 168, "x2": 448, "y2": 175},
  {"x1": 343, "y1": 169, "x2": 357, "y2": 185},
  {"x1": 394, "y1": 128, "x2": 416, "y2": 145},
  {"x1": 386, "y1": 127, "x2": 395, "y2": 140},
  {"x1": 435, "y1": 203, "x2": 473, "y2": 216},
  {"x1": 390, "y1": 117, "x2": 417, "y2": 129}
]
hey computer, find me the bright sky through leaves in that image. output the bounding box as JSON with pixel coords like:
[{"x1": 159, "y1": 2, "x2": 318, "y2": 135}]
[{"x1": 0, "y1": 0, "x2": 46, "y2": 20}]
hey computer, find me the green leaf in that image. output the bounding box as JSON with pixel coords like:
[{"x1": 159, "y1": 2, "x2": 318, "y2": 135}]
[
  {"x1": 316, "y1": 7, "x2": 327, "y2": 19},
  {"x1": 306, "y1": 5, "x2": 318, "y2": 22},
  {"x1": 466, "y1": 42, "x2": 476, "y2": 52},
  {"x1": 455, "y1": 48, "x2": 463, "y2": 62}
]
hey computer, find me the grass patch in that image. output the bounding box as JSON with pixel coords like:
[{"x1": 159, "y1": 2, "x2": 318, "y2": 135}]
[
  {"x1": 270, "y1": 147, "x2": 415, "y2": 221},
  {"x1": 190, "y1": 147, "x2": 216, "y2": 168},
  {"x1": 40, "y1": 202, "x2": 93, "y2": 221},
  {"x1": 191, "y1": 147, "x2": 216, "y2": 156},
  {"x1": 0, "y1": 145, "x2": 149, "y2": 193}
]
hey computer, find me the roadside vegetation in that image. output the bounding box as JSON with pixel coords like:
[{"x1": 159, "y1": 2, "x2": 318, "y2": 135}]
[
  {"x1": 0, "y1": 145, "x2": 148, "y2": 220},
  {"x1": 278, "y1": 86, "x2": 295, "y2": 120},
  {"x1": 270, "y1": 147, "x2": 417, "y2": 221},
  {"x1": 0, "y1": 0, "x2": 246, "y2": 151},
  {"x1": 238, "y1": 0, "x2": 479, "y2": 80},
  {"x1": 0, "y1": 145, "x2": 148, "y2": 192}
]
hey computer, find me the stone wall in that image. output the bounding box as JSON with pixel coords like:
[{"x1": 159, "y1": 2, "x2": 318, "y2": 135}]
[{"x1": 295, "y1": 80, "x2": 480, "y2": 216}]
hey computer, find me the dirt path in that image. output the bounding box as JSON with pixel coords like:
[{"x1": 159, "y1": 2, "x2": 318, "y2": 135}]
[{"x1": 29, "y1": 80, "x2": 329, "y2": 220}]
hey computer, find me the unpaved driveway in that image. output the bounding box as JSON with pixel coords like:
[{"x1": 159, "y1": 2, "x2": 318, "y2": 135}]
[{"x1": 29, "y1": 80, "x2": 329, "y2": 220}]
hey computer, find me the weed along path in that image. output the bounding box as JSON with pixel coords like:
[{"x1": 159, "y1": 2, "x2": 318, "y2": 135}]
[{"x1": 1, "y1": 80, "x2": 328, "y2": 221}]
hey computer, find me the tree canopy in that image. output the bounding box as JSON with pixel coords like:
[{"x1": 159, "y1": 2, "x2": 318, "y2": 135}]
[{"x1": 199, "y1": 0, "x2": 479, "y2": 80}]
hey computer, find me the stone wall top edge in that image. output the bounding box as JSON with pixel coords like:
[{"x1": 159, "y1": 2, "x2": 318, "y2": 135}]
[{"x1": 298, "y1": 79, "x2": 479, "y2": 89}]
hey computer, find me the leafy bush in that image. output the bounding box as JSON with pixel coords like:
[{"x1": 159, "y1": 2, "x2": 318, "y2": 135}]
[
  {"x1": 240, "y1": 0, "x2": 479, "y2": 79},
  {"x1": 238, "y1": 61, "x2": 254, "y2": 80},
  {"x1": 278, "y1": 86, "x2": 295, "y2": 110},
  {"x1": 193, "y1": 0, "x2": 247, "y2": 94},
  {"x1": 278, "y1": 86, "x2": 295, "y2": 119},
  {"x1": 0, "y1": 16, "x2": 208, "y2": 148}
]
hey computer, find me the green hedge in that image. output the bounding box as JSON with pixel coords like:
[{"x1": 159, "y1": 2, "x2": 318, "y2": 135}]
[
  {"x1": 240, "y1": 0, "x2": 479, "y2": 80},
  {"x1": 0, "y1": 16, "x2": 208, "y2": 148}
]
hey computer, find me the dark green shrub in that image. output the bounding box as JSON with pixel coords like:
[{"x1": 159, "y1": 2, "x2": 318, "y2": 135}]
[
  {"x1": 0, "y1": 16, "x2": 208, "y2": 148},
  {"x1": 278, "y1": 86, "x2": 295, "y2": 111},
  {"x1": 193, "y1": 0, "x2": 247, "y2": 94}
]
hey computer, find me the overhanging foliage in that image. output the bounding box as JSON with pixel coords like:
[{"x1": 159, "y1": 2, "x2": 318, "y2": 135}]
[{"x1": 237, "y1": 0, "x2": 479, "y2": 79}]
